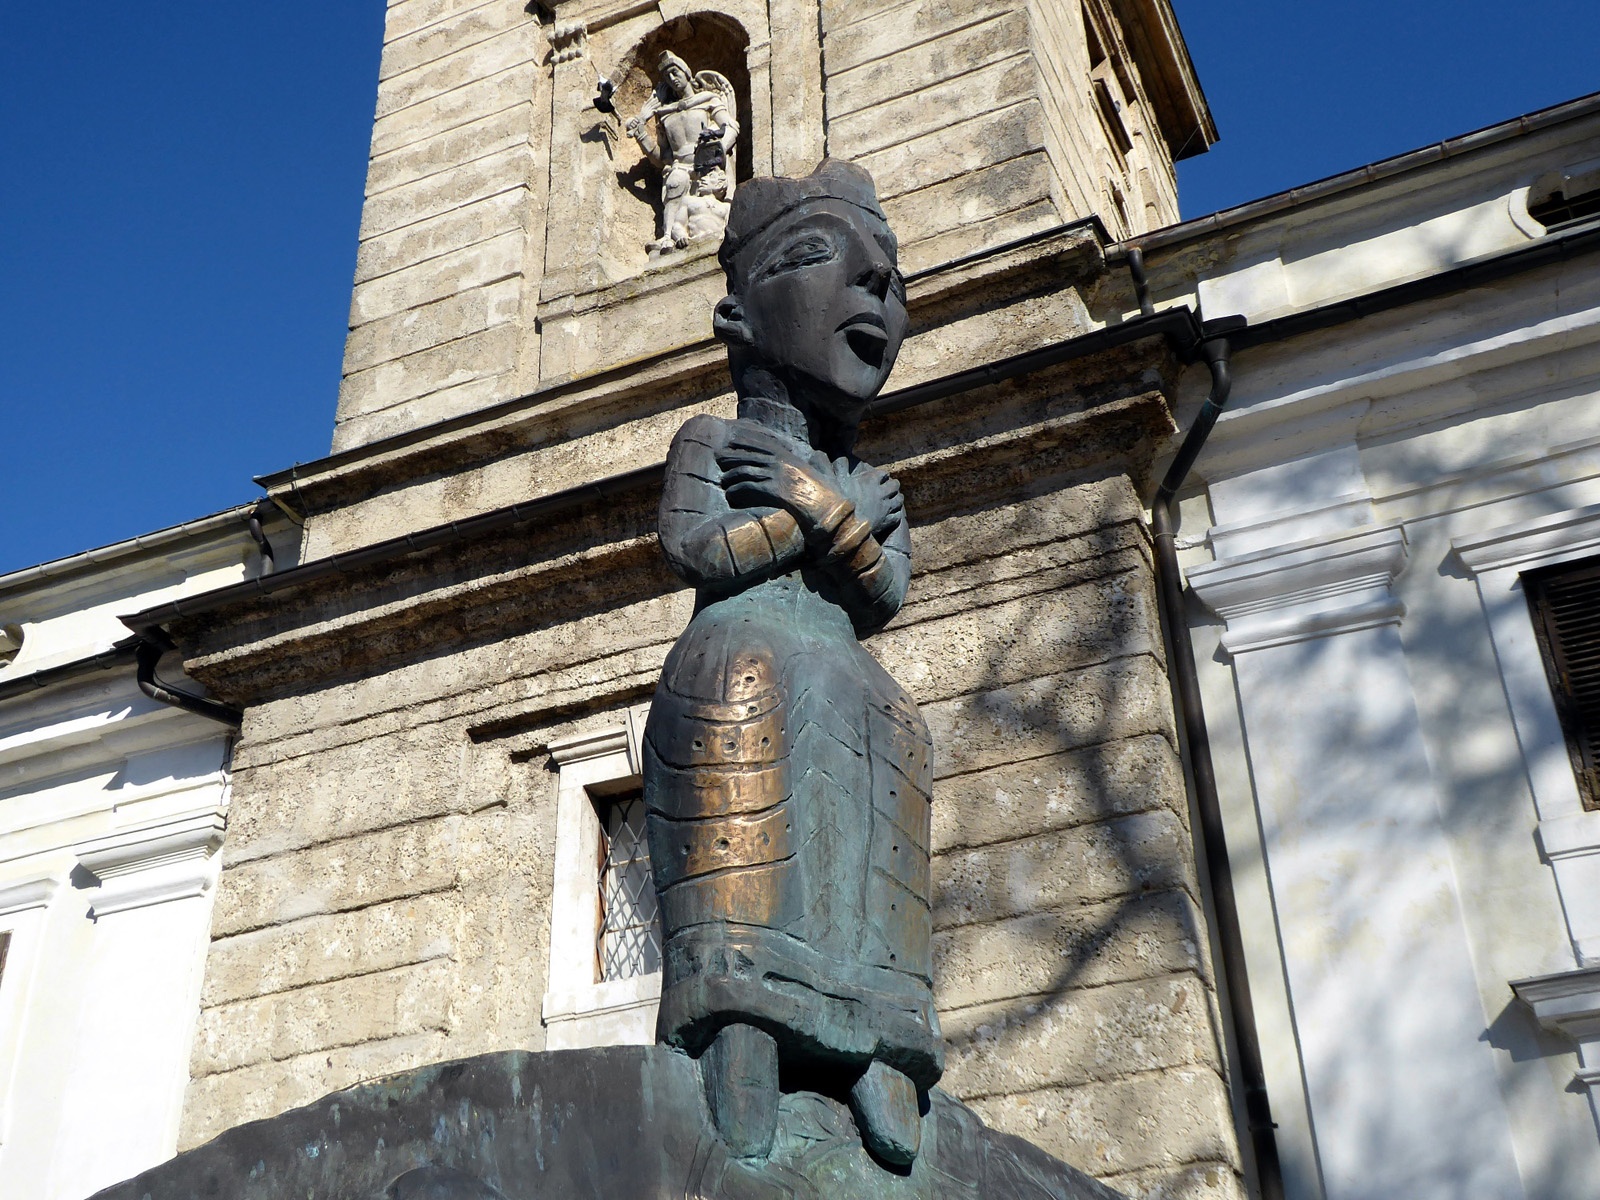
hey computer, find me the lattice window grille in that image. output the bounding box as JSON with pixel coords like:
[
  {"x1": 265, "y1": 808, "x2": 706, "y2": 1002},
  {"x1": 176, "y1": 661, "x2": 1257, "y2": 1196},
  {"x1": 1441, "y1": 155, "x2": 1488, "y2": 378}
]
[{"x1": 595, "y1": 793, "x2": 661, "y2": 982}]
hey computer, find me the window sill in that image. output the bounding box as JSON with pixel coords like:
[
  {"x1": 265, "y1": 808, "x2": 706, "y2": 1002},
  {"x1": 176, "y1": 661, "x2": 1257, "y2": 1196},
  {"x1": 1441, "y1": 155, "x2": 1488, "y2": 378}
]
[{"x1": 542, "y1": 971, "x2": 661, "y2": 1050}]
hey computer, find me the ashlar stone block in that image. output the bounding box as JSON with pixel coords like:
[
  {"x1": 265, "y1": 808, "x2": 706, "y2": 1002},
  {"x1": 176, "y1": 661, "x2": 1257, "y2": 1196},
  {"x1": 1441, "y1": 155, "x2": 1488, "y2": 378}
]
[
  {"x1": 379, "y1": 0, "x2": 531, "y2": 81},
  {"x1": 342, "y1": 277, "x2": 521, "y2": 376},
  {"x1": 211, "y1": 814, "x2": 464, "y2": 935},
  {"x1": 933, "y1": 890, "x2": 1205, "y2": 1009},
  {"x1": 364, "y1": 106, "x2": 528, "y2": 199},
  {"x1": 829, "y1": 55, "x2": 1036, "y2": 160},
  {"x1": 969, "y1": 1068, "x2": 1240, "y2": 1178},
  {"x1": 930, "y1": 735, "x2": 1185, "y2": 854},
  {"x1": 828, "y1": 11, "x2": 1030, "y2": 120},
  {"x1": 932, "y1": 809, "x2": 1195, "y2": 930},
  {"x1": 940, "y1": 974, "x2": 1220, "y2": 1097},
  {"x1": 923, "y1": 656, "x2": 1176, "y2": 780},
  {"x1": 823, "y1": 0, "x2": 1014, "y2": 73},
  {"x1": 192, "y1": 957, "x2": 454, "y2": 1076},
  {"x1": 201, "y1": 891, "x2": 458, "y2": 1007}
]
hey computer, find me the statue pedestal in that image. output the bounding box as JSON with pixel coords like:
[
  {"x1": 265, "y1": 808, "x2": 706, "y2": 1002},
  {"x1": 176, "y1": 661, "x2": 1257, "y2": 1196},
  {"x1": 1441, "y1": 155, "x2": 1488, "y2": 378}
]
[{"x1": 92, "y1": 1047, "x2": 1126, "y2": 1199}]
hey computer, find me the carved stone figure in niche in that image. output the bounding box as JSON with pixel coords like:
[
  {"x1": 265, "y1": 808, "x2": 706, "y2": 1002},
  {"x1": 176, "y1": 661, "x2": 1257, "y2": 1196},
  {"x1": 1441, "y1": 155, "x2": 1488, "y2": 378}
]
[
  {"x1": 644, "y1": 161, "x2": 939, "y2": 1171},
  {"x1": 625, "y1": 51, "x2": 739, "y2": 255}
]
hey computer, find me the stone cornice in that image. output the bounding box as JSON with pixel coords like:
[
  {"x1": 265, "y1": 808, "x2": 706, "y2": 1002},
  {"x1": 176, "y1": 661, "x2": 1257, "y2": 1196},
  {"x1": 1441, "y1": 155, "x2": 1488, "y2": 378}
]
[
  {"x1": 1188, "y1": 524, "x2": 1408, "y2": 655},
  {"x1": 148, "y1": 352, "x2": 1180, "y2": 705},
  {"x1": 76, "y1": 810, "x2": 225, "y2": 917},
  {"x1": 0, "y1": 877, "x2": 58, "y2": 917},
  {"x1": 1512, "y1": 966, "x2": 1600, "y2": 1064},
  {"x1": 1452, "y1": 501, "x2": 1600, "y2": 576},
  {"x1": 254, "y1": 226, "x2": 1107, "y2": 519}
]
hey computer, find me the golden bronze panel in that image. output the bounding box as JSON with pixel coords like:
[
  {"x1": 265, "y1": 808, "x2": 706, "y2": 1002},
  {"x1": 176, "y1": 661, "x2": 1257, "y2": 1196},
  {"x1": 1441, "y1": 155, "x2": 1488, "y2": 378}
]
[{"x1": 652, "y1": 805, "x2": 794, "y2": 889}]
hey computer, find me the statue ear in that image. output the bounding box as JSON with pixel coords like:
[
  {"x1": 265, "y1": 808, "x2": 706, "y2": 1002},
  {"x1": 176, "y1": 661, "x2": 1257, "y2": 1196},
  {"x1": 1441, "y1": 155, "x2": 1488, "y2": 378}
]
[{"x1": 713, "y1": 296, "x2": 753, "y2": 347}]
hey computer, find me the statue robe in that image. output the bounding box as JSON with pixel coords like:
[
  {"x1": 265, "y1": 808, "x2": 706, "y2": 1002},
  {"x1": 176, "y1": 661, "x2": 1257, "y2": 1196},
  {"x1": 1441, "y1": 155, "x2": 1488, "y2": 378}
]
[{"x1": 643, "y1": 414, "x2": 943, "y2": 1090}]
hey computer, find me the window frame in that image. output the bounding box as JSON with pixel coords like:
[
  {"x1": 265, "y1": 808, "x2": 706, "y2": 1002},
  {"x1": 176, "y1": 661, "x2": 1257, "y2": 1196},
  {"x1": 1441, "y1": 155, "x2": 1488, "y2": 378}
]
[
  {"x1": 1523, "y1": 553, "x2": 1600, "y2": 811},
  {"x1": 541, "y1": 705, "x2": 662, "y2": 1050}
]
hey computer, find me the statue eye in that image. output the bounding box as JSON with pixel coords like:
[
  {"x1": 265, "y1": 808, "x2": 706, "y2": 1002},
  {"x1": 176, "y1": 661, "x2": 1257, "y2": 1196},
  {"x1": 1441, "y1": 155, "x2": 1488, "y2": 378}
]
[{"x1": 762, "y1": 235, "x2": 835, "y2": 278}]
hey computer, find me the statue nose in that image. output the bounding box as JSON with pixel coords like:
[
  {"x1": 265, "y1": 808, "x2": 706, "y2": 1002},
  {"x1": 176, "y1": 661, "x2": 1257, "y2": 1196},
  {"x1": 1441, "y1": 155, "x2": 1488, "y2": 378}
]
[{"x1": 857, "y1": 261, "x2": 892, "y2": 299}]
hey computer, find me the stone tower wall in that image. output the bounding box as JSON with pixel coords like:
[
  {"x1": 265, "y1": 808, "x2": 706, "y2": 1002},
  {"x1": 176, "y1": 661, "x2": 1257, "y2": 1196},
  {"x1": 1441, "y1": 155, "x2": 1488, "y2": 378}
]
[{"x1": 332, "y1": 0, "x2": 1198, "y2": 453}]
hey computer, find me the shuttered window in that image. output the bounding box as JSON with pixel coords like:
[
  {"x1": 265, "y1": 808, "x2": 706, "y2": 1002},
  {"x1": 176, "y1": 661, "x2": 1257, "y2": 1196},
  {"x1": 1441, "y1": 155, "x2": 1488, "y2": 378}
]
[{"x1": 1525, "y1": 555, "x2": 1600, "y2": 810}]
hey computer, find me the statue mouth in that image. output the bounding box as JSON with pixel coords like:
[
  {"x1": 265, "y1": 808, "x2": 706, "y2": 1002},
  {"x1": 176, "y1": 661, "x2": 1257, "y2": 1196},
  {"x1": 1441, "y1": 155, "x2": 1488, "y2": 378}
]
[{"x1": 838, "y1": 314, "x2": 889, "y2": 369}]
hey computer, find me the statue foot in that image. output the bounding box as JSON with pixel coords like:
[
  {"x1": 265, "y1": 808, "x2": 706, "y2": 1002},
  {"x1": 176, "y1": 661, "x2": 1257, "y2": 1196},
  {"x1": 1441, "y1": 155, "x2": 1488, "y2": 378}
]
[
  {"x1": 673, "y1": 234, "x2": 690, "y2": 249},
  {"x1": 849, "y1": 1060, "x2": 922, "y2": 1168},
  {"x1": 701, "y1": 1022, "x2": 780, "y2": 1159}
]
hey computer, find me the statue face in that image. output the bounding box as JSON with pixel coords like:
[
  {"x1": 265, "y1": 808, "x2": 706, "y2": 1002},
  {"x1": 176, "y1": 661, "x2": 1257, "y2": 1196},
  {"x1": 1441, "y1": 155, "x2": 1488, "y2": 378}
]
[
  {"x1": 663, "y1": 62, "x2": 691, "y2": 99},
  {"x1": 730, "y1": 201, "x2": 907, "y2": 405}
]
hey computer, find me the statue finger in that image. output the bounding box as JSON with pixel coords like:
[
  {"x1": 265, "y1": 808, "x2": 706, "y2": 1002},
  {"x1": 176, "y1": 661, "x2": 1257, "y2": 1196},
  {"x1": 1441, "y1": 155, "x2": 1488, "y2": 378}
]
[{"x1": 723, "y1": 470, "x2": 777, "y2": 489}]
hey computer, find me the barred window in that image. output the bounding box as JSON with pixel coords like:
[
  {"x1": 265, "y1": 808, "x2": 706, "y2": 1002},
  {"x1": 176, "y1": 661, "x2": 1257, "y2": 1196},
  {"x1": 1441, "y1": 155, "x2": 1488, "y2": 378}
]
[
  {"x1": 1524, "y1": 554, "x2": 1600, "y2": 810},
  {"x1": 595, "y1": 792, "x2": 661, "y2": 982}
]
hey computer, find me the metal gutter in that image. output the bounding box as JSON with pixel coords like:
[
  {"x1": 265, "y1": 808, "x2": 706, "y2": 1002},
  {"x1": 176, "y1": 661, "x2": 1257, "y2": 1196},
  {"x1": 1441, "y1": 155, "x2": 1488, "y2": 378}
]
[
  {"x1": 135, "y1": 633, "x2": 243, "y2": 728},
  {"x1": 1115, "y1": 88, "x2": 1600, "y2": 257},
  {"x1": 124, "y1": 307, "x2": 1201, "y2": 634},
  {"x1": 0, "y1": 638, "x2": 144, "y2": 703},
  {"x1": 1223, "y1": 215, "x2": 1600, "y2": 352},
  {"x1": 0, "y1": 504, "x2": 264, "y2": 600}
]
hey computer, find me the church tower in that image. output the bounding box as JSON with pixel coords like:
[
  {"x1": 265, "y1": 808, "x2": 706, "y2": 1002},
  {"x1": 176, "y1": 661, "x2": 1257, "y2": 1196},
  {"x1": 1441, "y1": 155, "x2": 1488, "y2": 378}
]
[{"x1": 150, "y1": 2, "x2": 1243, "y2": 1197}]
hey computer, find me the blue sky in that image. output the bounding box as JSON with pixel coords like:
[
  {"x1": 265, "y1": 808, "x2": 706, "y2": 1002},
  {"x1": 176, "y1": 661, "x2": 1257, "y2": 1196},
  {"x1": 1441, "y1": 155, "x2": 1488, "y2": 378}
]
[{"x1": 1, "y1": 2, "x2": 1597, "y2": 576}]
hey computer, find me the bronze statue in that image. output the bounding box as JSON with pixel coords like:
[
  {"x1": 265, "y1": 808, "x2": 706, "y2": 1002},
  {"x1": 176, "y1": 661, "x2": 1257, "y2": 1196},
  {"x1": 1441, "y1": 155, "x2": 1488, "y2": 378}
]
[{"x1": 644, "y1": 160, "x2": 939, "y2": 1169}]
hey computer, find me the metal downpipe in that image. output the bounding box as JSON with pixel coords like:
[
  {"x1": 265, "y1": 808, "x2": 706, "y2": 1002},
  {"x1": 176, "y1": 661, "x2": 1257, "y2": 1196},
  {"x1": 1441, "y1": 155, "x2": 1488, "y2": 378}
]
[
  {"x1": 1151, "y1": 335, "x2": 1285, "y2": 1200},
  {"x1": 135, "y1": 634, "x2": 243, "y2": 729}
]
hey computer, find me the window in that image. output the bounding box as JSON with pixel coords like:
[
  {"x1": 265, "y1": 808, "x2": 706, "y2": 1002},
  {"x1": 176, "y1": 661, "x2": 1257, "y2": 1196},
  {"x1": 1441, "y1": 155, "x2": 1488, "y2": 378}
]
[
  {"x1": 1525, "y1": 554, "x2": 1600, "y2": 810},
  {"x1": 542, "y1": 707, "x2": 663, "y2": 1049},
  {"x1": 595, "y1": 790, "x2": 661, "y2": 981},
  {"x1": 1085, "y1": 5, "x2": 1133, "y2": 164}
]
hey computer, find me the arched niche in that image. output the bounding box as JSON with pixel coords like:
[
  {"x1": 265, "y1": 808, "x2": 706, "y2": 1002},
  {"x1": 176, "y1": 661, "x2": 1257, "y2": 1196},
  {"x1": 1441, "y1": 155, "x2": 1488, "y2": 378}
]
[
  {"x1": 598, "y1": 14, "x2": 752, "y2": 278},
  {"x1": 537, "y1": 0, "x2": 824, "y2": 383}
]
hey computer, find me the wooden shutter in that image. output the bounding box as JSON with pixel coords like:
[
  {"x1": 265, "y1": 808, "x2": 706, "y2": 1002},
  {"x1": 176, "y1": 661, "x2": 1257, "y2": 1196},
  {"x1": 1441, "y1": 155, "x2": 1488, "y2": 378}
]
[{"x1": 1525, "y1": 555, "x2": 1600, "y2": 810}]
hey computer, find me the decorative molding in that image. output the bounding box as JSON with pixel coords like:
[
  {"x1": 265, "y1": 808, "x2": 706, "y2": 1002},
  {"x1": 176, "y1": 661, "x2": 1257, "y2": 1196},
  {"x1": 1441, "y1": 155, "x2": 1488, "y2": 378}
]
[
  {"x1": 0, "y1": 877, "x2": 58, "y2": 918},
  {"x1": 548, "y1": 19, "x2": 588, "y2": 64},
  {"x1": 1537, "y1": 809, "x2": 1600, "y2": 862},
  {"x1": 1207, "y1": 491, "x2": 1374, "y2": 561},
  {"x1": 543, "y1": 971, "x2": 660, "y2": 1051},
  {"x1": 547, "y1": 723, "x2": 628, "y2": 766},
  {"x1": 1512, "y1": 966, "x2": 1600, "y2": 1118},
  {"x1": 1452, "y1": 501, "x2": 1600, "y2": 576},
  {"x1": 76, "y1": 810, "x2": 225, "y2": 918},
  {"x1": 545, "y1": 705, "x2": 646, "y2": 774},
  {"x1": 1187, "y1": 523, "x2": 1408, "y2": 655}
]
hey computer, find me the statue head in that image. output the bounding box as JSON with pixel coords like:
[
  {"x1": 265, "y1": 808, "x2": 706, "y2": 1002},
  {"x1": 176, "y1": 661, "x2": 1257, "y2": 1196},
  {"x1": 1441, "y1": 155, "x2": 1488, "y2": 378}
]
[
  {"x1": 714, "y1": 160, "x2": 907, "y2": 420},
  {"x1": 656, "y1": 51, "x2": 692, "y2": 101}
]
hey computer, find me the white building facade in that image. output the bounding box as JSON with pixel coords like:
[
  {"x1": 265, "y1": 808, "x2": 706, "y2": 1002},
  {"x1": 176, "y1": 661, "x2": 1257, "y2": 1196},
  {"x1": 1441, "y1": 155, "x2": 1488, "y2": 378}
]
[
  {"x1": 0, "y1": 508, "x2": 292, "y2": 1200},
  {"x1": 1132, "y1": 92, "x2": 1600, "y2": 1199}
]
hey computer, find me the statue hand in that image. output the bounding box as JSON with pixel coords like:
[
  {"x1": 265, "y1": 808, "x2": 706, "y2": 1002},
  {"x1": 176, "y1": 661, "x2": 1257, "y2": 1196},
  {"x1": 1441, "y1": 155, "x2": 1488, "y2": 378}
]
[
  {"x1": 718, "y1": 431, "x2": 853, "y2": 542},
  {"x1": 625, "y1": 116, "x2": 645, "y2": 139},
  {"x1": 843, "y1": 466, "x2": 903, "y2": 538}
]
